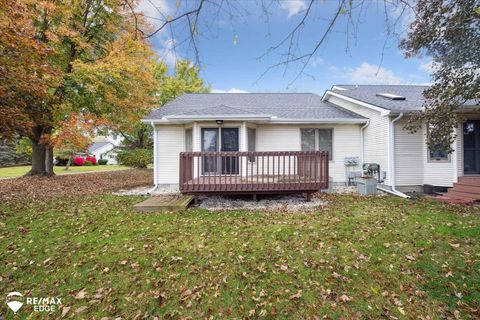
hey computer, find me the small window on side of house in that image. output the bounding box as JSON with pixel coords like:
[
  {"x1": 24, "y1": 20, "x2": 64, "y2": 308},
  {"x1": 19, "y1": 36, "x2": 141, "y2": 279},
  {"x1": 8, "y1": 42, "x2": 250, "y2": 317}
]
[
  {"x1": 428, "y1": 143, "x2": 449, "y2": 162},
  {"x1": 247, "y1": 128, "x2": 256, "y2": 162},
  {"x1": 185, "y1": 129, "x2": 193, "y2": 152}
]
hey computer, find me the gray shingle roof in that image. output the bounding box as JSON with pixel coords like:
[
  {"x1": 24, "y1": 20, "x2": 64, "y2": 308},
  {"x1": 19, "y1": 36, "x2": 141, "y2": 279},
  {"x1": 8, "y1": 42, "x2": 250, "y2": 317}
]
[
  {"x1": 88, "y1": 142, "x2": 112, "y2": 153},
  {"x1": 331, "y1": 85, "x2": 479, "y2": 113},
  {"x1": 145, "y1": 93, "x2": 366, "y2": 121},
  {"x1": 331, "y1": 85, "x2": 430, "y2": 113}
]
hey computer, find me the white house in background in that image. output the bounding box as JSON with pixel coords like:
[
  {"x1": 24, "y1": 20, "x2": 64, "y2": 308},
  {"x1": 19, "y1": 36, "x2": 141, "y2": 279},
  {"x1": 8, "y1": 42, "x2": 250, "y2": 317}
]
[
  {"x1": 142, "y1": 85, "x2": 479, "y2": 202},
  {"x1": 87, "y1": 136, "x2": 118, "y2": 164}
]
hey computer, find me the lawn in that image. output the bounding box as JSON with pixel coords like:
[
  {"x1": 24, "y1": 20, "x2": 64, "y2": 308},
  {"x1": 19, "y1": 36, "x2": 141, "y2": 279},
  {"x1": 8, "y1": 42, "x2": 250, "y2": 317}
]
[
  {"x1": 0, "y1": 172, "x2": 479, "y2": 319},
  {"x1": 0, "y1": 164, "x2": 129, "y2": 178}
]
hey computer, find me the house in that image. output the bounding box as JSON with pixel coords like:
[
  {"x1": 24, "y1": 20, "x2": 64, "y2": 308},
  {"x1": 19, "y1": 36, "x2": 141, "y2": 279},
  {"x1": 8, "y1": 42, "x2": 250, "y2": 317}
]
[
  {"x1": 142, "y1": 85, "x2": 480, "y2": 201},
  {"x1": 87, "y1": 136, "x2": 118, "y2": 164}
]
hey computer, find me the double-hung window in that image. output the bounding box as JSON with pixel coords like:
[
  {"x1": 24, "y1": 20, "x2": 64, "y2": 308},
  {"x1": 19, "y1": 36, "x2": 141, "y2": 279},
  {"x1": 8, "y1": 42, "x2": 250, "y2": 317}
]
[{"x1": 300, "y1": 128, "x2": 333, "y2": 160}]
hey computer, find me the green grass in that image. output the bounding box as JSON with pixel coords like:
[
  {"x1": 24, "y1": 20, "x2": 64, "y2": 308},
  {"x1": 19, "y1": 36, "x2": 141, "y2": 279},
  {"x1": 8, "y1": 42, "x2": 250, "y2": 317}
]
[
  {"x1": 0, "y1": 193, "x2": 479, "y2": 319},
  {"x1": 0, "y1": 164, "x2": 129, "y2": 178}
]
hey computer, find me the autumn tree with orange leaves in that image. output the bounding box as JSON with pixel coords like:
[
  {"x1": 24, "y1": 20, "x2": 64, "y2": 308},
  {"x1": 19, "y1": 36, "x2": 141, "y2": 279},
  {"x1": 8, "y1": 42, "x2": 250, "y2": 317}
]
[{"x1": 0, "y1": 0, "x2": 156, "y2": 176}]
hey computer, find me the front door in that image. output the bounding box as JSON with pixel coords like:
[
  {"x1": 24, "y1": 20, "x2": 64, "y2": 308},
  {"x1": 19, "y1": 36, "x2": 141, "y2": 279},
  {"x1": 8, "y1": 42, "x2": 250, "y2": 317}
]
[
  {"x1": 201, "y1": 128, "x2": 239, "y2": 174},
  {"x1": 464, "y1": 120, "x2": 480, "y2": 175},
  {"x1": 221, "y1": 128, "x2": 239, "y2": 174}
]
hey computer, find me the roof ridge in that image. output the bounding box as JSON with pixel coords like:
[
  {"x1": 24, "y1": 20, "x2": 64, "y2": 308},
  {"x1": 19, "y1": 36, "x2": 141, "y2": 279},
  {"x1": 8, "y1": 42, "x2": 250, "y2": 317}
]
[{"x1": 170, "y1": 104, "x2": 260, "y2": 116}]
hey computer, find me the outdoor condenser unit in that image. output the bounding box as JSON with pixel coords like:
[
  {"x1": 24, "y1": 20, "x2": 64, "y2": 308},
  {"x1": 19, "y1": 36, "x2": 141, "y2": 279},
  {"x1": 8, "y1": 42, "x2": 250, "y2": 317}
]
[{"x1": 362, "y1": 163, "x2": 381, "y2": 182}]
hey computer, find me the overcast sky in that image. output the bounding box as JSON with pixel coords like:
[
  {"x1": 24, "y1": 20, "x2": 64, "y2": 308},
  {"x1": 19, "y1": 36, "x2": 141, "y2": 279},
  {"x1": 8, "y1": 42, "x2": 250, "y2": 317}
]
[{"x1": 139, "y1": 0, "x2": 432, "y2": 95}]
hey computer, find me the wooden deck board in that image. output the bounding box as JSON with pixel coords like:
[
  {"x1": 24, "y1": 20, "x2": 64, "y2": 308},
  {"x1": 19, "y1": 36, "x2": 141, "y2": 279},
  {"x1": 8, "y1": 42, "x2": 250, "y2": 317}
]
[{"x1": 134, "y1": 195, "x2": 194, "y2": 212}]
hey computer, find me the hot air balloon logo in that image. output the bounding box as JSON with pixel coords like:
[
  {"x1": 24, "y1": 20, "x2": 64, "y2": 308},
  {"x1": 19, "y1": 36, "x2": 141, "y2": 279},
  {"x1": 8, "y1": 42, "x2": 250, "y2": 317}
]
[{"x1": 6, "y1": 292, "x2": 24, "y2": 314}]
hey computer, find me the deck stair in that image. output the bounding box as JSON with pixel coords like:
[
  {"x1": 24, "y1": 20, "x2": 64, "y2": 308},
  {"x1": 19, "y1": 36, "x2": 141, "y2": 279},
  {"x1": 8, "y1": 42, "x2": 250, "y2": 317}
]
[
  {"x1": 134, "y1": 195, "x2": 194, "y2": 212},
  {"x1": 437, "y1": 177, "x2": 480, "y2": 204}
]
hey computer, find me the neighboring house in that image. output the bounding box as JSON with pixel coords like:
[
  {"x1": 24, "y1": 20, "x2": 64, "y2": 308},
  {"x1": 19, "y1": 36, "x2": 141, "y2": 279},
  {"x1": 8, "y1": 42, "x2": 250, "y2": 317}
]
[
  {"x1": 87, "y1": 138, "x2": 118, "y2": 164},
  {"x1": 142, "y1": 86, "x2": 479, "y2": 200}
]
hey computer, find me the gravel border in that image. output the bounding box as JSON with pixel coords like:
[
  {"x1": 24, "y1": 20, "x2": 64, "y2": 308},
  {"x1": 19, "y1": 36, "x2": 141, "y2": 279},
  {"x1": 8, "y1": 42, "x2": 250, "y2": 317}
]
[{"x1": 198, "y1": 194, "x2": 325, "y2": 212}]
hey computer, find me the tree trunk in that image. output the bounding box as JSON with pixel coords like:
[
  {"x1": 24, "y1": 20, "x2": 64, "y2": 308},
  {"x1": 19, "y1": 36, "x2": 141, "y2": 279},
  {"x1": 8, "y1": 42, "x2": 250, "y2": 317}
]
[
  {"x1": 27, "y1": 139, "x2": 47, "y2": 176},
  {"x1": 65, "y1": 157, "x2": 71, "y2": 171},
  {"x1": 45, "y1": 145, "x2": 54, "y2": 176}
]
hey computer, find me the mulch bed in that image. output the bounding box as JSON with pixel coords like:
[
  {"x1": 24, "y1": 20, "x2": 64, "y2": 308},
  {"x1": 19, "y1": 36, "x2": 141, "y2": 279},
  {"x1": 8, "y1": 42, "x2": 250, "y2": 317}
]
[{"x1": 0, "y1": 169, "x2": 152, "y2": 205}]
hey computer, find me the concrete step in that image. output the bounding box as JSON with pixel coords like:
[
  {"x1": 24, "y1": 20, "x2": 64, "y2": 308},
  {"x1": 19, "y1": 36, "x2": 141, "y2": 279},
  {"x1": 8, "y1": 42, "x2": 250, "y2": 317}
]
[
  {"x1": 457, "y1": 177, "x2": 480, "y2": 186},
  {"x1": 447, "y1": 189, "x2": 480, "y2": 200},
  {"x1": 134, "y1": 195, "x2": 194, "y2": 212},
  {"x1": 436, "y1": 195, "x2": 474, "y2": 205},
  {"x1": 452, "y1": 183, "x2": 480, "y2": 193}
]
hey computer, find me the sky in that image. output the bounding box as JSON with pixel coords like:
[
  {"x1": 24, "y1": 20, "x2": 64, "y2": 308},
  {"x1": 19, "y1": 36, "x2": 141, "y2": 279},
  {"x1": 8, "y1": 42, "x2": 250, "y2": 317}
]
[{"x1": 138, "y1": 0, "x2": 433, "y2": 95}]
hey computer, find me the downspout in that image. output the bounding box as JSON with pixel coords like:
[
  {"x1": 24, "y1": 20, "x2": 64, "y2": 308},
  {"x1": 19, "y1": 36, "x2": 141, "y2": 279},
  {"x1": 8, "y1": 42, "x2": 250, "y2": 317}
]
[
  {"x1": 385, "y1": 113, "x2": 410, "y2": 198},
  {"x1": 147, "y1": 122, "x2": 158, "y2": 194},
  {"x1": 360, "y1": 120, "x2": 370, "y2": 165}
]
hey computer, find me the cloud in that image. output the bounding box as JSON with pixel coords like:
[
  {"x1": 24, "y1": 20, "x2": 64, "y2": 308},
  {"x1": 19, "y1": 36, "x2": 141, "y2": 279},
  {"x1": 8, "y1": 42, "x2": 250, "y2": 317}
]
[
  {"x1": 389, "y1": 1, "x2": 416, "y2": 32},
  {"x1": 346, "y1": 62, "x2": 406, "y2": 84},
  {"x1": 137, "y1": 0, "x2": 171, "y2": 27},
  {"x1": 158, "y1": 38, "x2": 179, "y2": 67},
  {"x1": 280, "y1": 0, "x2": 307, "y2": 18},
  {"x1": 310, "y1": 56, "x2": 324, "y2": 68},
  {"x1": 419, "y1": 61, "x2": 433, "y2": 73},
  {"x1": 211, "y1": 88, "x2": 249, "y2": 93}
]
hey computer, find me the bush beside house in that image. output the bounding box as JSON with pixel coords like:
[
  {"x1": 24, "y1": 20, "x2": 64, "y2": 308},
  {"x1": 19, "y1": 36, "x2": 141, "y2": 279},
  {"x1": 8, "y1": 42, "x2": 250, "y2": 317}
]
[{"x1": 116, "y1": 148, "x2": 152, "y2": 168}]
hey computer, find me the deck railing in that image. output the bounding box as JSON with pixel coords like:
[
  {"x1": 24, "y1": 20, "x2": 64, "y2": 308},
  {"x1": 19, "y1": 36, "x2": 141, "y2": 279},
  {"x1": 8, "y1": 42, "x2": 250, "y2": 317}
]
[{"x1": 179, "y1": 151, "x2": 329, "y2": 194}]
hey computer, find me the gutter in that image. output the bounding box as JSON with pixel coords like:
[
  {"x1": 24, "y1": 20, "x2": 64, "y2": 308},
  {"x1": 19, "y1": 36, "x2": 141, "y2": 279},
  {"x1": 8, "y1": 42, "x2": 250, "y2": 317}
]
[
  {"x1": 147, "y1": 121, "x2": 158, "y2": 194},
  {"x1": 360, "y1": 120, "x2": 370, "y2": 164},
  {"x1": 142, "y1": 117, "x2": 368, "y2": 125},
  {"x1": 387, "y1": 113, "x2": 410, "y2": 198}
]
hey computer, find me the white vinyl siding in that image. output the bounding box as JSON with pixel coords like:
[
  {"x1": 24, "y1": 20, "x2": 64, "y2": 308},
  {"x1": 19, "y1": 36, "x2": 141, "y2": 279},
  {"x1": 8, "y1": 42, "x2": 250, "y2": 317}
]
[
  {"x1": 156, "y1": 125, "x2": 185, "y2": 184},
  {"x1": 256, "y1": 124, "x2": 361, "y2": 183},
  {"x1": 422, "y1": 123, "x2": 455, "y2": 187},
  {"x1": 325, "y1": 95, "x2": 391, "y2": 184},
  {"x1": 393, "y1": 117, "x2": 423, "y2": 186}
]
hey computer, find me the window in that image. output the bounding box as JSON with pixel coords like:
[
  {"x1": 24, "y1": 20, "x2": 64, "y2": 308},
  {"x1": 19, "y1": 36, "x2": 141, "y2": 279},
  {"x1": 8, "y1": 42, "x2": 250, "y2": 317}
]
[
  {"x1": 426, "y1": 124, "x2": 450, "y2": 162},
  {"x1": 185, "y1": 129, "x2": 193, "y2": 152},
  {"x1": 247, "y1": 128, "x2": 256, "y2": 162},
  {"x1": 318, "y1": 129, "x2": 333, "y2": 160},
  {"x1": 301, "y1": 129, "x2": 316, "y2": 151},
  {"x1": 300, "y1": 128, "x2": 333, "y2": 160},
  {"x1": 428, "y1": 143, "x2": 450, "y2": 162}
]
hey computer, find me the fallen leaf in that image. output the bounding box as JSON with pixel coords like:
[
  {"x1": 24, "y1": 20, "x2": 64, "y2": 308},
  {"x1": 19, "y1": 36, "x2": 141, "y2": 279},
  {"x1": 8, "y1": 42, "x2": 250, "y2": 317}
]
[
  {"x1": 61, "y1": 306, "x2": 71, "y2": 318},
  {"x1": 339, "y1": 294, "x2": 351, "y2": 303},
  {"x1": 405, "y1": 255, "x2": 416, "y2": 261},
  {"x1": 75, "y1": 288, "x2": 87, "y2": 300},
  {"x1": 75, "y1": 306, "x2": 88, "y2": 314},
  {"x1": 289, "y1": 290, "x2": 302, "y2": 300}
]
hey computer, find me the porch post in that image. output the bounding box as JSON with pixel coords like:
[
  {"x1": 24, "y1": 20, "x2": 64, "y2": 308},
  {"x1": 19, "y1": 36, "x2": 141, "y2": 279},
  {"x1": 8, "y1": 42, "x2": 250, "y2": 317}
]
[
  {"x1": 452, "y1": 125, "x2": 458, "y2": 183},
  {"x1": 193, "y1": 122, "x2": 200, "y2": 178},
  {"x1": 152, "y1": 123, "x2": 158, "y2": 185},
  {"x1": 240, "y1": 122, "x2": 248, "y2": 177}
]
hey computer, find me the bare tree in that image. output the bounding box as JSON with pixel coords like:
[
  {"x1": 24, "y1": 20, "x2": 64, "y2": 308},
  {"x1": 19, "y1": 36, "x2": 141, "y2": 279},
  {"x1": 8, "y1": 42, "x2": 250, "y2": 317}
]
[{"x1": 128, "y1": 0, "x2": 416, "y2": 83}]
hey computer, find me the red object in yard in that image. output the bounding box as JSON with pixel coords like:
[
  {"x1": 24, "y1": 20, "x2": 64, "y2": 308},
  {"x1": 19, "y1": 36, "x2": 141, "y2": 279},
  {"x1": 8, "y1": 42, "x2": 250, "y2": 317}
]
[
  {"x1": 86, "y1": 156, "x2": 97, "y2": 165},
  {"x1": 73, "y1": 156, "x2": 85, "y2": 166}
]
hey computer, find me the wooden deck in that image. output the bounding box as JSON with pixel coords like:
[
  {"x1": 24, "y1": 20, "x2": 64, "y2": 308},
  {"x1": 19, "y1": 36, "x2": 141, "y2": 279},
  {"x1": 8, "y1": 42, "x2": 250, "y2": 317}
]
[{"x1": 179, "y1": 151, "x2": 329, "y2": 197}]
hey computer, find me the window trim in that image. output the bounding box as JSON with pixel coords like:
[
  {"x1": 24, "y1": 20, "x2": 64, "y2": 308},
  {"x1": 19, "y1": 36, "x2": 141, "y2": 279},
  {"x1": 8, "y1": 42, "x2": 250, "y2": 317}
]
[
  {"x1": 426, "y1": 125, "x2": 451, "y2": 163},
  {"x1": 427, "y1": 146, "x2": 451, "y2": 163}
]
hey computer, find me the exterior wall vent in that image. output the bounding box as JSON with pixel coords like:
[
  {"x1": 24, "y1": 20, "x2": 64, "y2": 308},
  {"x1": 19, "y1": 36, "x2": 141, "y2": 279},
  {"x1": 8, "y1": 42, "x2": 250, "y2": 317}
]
[{"x1": 376, "y1": 93, "x2": 406, "y2": 100}]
